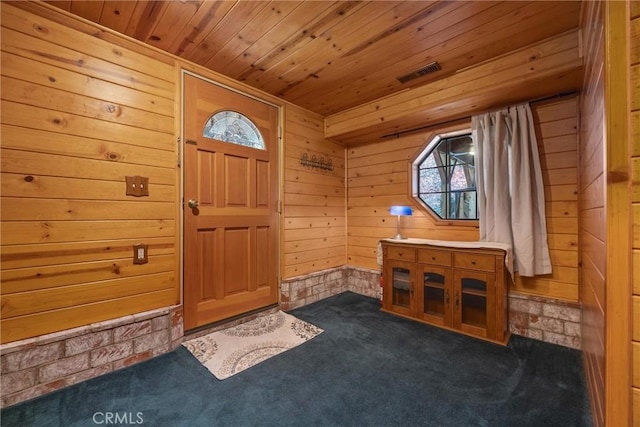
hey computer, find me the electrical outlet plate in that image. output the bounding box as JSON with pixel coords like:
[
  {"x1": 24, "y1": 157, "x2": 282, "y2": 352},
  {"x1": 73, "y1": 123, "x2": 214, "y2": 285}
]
[
  {"x1": 133, "y1": 244, "x2": 148, "y2": 264},
  {"x1": 126, "y1": 176, "x2": 149, "y2": 197}
]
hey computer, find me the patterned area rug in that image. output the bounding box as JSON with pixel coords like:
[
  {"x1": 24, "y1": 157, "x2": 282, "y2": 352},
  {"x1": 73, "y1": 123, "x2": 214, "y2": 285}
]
[{"x1": 182, "y1": 311, "x2": 323, "y2": 380}]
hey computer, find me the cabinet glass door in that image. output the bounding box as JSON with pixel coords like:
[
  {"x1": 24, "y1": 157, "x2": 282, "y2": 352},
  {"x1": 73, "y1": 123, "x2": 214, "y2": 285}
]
[
  {"x1": 460, "y1": 277, "x2": 487, "y2": 329},
  {"x1": 453, "y1": 270, "x2": 496, "y2": 338},
  {"x1": 391, "y1": 267, "x2": 411, "y2": 309},
  {"x1": 420, "y1": 266, "x2": 451, "y2": 326}
]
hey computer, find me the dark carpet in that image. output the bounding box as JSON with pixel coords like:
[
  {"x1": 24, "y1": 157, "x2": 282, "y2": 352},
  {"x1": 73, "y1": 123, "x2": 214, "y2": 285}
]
[{"x1": 1, "y1": 292, "x2": 592, "y2": 427}]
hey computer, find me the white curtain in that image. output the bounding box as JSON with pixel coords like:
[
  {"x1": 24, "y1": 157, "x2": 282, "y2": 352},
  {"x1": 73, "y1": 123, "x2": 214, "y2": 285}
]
[{"x1": 472, "y1": 103, "x2": 551, "y2": 277}]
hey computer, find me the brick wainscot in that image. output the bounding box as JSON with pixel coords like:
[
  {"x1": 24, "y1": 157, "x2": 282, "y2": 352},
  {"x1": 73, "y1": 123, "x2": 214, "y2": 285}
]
[
  {"x1": 1, "y1": 306, "x2": 183, "y2": 408},
  {"x1": 1, "y1": 266, "x2": 582, "y2": 408}
]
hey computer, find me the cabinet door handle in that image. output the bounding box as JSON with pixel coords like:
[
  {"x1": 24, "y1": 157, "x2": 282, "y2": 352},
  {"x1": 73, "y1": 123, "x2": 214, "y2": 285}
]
[
  {"x1": 431, "y1": 256, "x2": 436, "y2": 261},
  {"x1": 455, "y1": 291, "x2": 460, "y2": 309},
  {"x1": 445, "y1": 289, "x2": 450, "y2": 304}
]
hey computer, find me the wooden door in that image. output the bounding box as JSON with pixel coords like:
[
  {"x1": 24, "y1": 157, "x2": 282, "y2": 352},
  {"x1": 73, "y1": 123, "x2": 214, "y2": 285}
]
[{"x1": 183, "y1": 74, "x2": 279, "y2": 330}]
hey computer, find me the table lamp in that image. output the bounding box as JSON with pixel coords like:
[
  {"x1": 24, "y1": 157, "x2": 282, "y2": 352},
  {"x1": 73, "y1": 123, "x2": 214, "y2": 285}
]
[{"x1": 389, "y1": 205, "x2": 412, "y2": 239}]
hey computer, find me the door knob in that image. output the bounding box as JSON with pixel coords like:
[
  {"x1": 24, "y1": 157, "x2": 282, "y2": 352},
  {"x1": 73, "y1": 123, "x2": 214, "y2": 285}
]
[{"x1": 188, "y1": 199, "x2": 199, "y2": 208}]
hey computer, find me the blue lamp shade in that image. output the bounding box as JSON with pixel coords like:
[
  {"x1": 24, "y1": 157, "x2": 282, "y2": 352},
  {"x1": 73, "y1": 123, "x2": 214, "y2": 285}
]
[
  {"x1": 389, "y1": 205, "x2": 413, "y2": 216},
  {"x1": 389, "y1": 206, "x2": 412, "y2": 239}
]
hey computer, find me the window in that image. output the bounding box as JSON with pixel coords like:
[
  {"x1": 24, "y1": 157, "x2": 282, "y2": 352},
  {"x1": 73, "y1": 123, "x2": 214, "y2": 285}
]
[
  {"x1": 202, "y1": 111, "x2": 265, "y2": 150},
  {"x1": 411, "y1": 131, "x2": 477, "y2": 220}
]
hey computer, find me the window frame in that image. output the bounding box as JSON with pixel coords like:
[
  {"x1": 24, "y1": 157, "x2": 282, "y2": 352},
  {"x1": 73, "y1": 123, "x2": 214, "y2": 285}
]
[{"x1": 409, "y1": 125, "x2": 479, "y2": 227}]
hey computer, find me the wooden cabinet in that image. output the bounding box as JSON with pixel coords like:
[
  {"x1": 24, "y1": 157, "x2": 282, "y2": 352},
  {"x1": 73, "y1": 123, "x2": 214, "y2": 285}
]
[{"x1": 382, "y1": 241, "x2": 509, "y2": 345}]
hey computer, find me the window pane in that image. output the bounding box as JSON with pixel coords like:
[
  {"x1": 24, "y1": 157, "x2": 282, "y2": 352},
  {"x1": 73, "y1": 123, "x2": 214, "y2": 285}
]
[
  {"x1": 449, "y1": 135, "x2": 474, "y2": 160},
  {"x1": 450, "y1": 165, "x2": 473, "y2": 191},
  {"x1": 420, "y1": 193, "x2": 444, "y2": 218},
  {"x1": 422, "y1": 152, "x2": 437, "y2": 168},
  {"x1": 419, "y1": 167, "x2": 446, "y2": 193},
  {"x1": 202, "y1": 111, "x2": 265, "y2": 150},
  {"x1": 449, "y1": 191, "x2": 477, "y2": 219},
  {"x1": 433, "y1": 140, "x2": 449, "y2": 162}
]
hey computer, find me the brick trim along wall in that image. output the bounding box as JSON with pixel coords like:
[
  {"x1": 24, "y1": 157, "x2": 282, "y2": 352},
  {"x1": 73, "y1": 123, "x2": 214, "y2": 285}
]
[
  {"x1": 508, "y1": 292, "x2": 582, "y2": 349},
  {"x1": 279, "y1": 266, "x2": 382, "y2": 310},
  {"x1": 1, "y1": 306, "x2": 183, "y2": 408},
  {"x1": 1, "y1": 266, "x2": 581, "y2": 408},
  {"x1": 280, "y1": 267, "x2": 349, "y2": 310}
]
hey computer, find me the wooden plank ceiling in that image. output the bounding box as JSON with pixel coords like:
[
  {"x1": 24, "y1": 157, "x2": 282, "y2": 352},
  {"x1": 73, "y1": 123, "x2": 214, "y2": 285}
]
[{"x1": 44, "y1": 1, "x2": 581, "y2": 116}]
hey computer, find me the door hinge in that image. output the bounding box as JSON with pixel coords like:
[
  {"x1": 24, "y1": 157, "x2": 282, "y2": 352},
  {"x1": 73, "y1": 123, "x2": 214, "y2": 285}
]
[{"x1": 176, "y1": 137, "x2": 181, "y2": 168}]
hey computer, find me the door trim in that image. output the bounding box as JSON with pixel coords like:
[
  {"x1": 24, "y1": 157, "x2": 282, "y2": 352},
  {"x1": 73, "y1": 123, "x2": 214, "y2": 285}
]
[{"x1": 179, "y1": 69, "x2": 283, "y2": 313}]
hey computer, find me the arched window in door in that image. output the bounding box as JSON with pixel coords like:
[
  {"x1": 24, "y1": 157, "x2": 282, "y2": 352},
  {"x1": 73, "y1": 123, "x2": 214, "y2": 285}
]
[{"x1": 202, "y1": 111, "x2": 265, "y2": 150}]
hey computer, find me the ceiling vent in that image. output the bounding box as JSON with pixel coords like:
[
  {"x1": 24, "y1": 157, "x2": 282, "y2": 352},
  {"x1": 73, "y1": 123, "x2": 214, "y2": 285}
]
[{"x1": 396, "y1": 61, "x2": 441, "y2": 84}]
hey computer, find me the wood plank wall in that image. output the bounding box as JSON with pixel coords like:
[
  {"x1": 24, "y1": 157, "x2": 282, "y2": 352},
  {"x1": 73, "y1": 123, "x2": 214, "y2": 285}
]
[
  {"x1": 576, "y1": 0, "x2": 638, "y2": 424},
  {"x1": 514, "y1": 97, "x2": 579, "y2": 301},
  {"x1": 580, "y1": 1, "x2": 635, "y2": 425},
  {"x1": 346, "y1": 122, "x2": 478, "y2": 269},
  {"x1": 0, "y1": 4, "x2": 180, "y2": 343},
  {"x1": 0, "y1": 2, "x2": 346, "y2": 344},
  {"x1": 282, "y1": 105, "x2": 346, "y2": 279},
  {"x1": 346, "y1": 98, "x2": 579, "y2": 302},
  {"x1": 603, "y1": 1, "x2": 633, "y2": 424},
  {"x1": 630, "y1": 1, "x2": 640, "y2": 425},
  {"x1": 579, "y1": 2, "x2": 606, "y2": 424}
]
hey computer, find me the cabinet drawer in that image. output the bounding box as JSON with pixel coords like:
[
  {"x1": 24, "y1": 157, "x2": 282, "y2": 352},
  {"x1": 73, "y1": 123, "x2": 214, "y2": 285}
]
[
  {"x1": 385, "y1": 246, "x2": 416, "y2": 262},
  {"x1": 418, "y1": 248, "x2": 451, "y2": 266},
  {"x1": 454, "y1": 252, "x2": 495, "y2": 272}
]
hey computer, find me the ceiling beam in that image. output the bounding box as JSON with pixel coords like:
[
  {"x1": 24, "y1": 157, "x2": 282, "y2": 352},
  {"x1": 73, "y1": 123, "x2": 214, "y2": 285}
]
[{"x1": 325, "y1": 30, "x2": 583, "y2": 145}]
